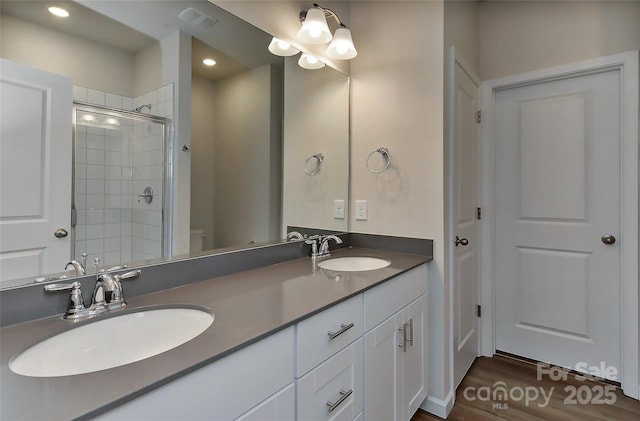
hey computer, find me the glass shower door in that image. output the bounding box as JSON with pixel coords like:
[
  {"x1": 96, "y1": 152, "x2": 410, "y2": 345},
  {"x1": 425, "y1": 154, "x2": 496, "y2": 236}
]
[{"x1": 73, "y1": 104, "x2": 167, "y2": 268}]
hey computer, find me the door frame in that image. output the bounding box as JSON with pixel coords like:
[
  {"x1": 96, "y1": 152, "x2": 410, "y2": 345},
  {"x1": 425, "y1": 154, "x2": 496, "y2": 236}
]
[{"x1": 478, "y1": 50, "x2": 639, "y2": 399}]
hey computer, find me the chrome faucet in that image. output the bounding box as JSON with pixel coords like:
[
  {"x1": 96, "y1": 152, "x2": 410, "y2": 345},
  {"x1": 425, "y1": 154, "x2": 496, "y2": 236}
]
[
  {"x1": 318, "y1": 235, "x2": 343, "y2": 257},
  {"x1": 93, "y1": 270, "x2": 141, "y2": 310},
  {"x1": 45, "y1": 269, "x2": 141, "y2": 319},
  {"x1": 65, "y1": 253, "x2": 88, "y2": 275},
  {"x1": 287, "y1": 231, "x2": 305, "y2": 241}
]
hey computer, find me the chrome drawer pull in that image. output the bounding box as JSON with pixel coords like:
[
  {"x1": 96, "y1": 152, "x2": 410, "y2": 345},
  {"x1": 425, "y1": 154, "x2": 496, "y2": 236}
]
[
  {"x1": 327, "y1": 323, "x2": 355, "y2": 340},
  {"x1": 326, "y1": 389, "x2": 353, "y2": 413}
]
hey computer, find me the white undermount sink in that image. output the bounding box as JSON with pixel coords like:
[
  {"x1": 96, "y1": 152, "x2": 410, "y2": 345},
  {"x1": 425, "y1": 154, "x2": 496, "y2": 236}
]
[
  {"x1": 9, "y1": 306, "x2": 214, "y2": 378},
  {"x1": 317, "y1": 256, "x2": 391, "y2": 272}
]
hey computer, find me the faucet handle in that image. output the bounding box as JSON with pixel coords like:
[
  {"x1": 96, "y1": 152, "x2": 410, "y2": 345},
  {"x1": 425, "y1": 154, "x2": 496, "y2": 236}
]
[
  {"x1": 305, "y1": 238, "x2": 319, "y2": 258},
  {"x1": 116, "y1": 270, "x2": 141, "y2": 281},
  {"x1": 44, "y1": 281, "x2": 86, "y2": 319}
]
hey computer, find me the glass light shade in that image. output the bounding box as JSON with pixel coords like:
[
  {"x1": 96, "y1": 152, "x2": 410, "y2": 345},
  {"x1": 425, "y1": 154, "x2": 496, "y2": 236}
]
[
  {"x1": 298, "y1": 53, "x2": 325, "y2": 70},
  {"x1": 268, "y1": 37, "x2": 300, "y2": 56},
  {"x1": 297, "y1": 6, "x2": 332, "y2": 44},
  {"x1": 325, "y1": 27, "x2": 357, "y2": 60}
]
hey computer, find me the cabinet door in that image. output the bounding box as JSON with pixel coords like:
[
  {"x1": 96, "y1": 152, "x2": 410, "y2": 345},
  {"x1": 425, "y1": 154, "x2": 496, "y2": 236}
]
[
  {"x1": 364, "y1": 313, "x2": 402, "y2": 421},
  {"x1": 401, "y1": 295, "x2": 427, "y2": 420},
  {"x1": 297, "y1": 339, "x2": 363, "y2": 421},
  {"x1": 236, "y1": 384, "x2": 295, "y2": 421}
]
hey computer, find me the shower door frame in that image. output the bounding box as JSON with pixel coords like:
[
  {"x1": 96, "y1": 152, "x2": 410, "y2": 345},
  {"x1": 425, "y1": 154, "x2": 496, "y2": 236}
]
[{"x1": 71, "y1": 101, "x2": 173, "y2": 262}]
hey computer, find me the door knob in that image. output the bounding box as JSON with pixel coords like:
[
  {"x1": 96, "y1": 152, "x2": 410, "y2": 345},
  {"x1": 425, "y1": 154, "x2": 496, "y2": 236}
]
[
  {"x1": 54, "y1": 228, "x2": 68, "y2": 238},
  {"x1": 455, "y1": 236, "x2": 469, "y2": 247},
  {"x1": 601, "y1": 234, "x2": 616, "y2": 245}
]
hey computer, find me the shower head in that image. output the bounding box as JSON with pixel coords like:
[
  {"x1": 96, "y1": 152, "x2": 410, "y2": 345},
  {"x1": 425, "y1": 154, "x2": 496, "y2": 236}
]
[{"x1": 134, "y1": 103, "x2": 152, "y2": 113}]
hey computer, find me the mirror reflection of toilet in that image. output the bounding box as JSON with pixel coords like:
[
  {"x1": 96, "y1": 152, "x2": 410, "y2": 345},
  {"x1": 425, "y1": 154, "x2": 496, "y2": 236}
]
[{"x1": 190, "y1": 228, "x2": 205, "y2": 252}]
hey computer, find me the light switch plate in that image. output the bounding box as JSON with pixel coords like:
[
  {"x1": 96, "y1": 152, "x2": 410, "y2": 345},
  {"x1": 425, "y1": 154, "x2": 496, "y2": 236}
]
[
  {"x1": 355, "y1": 200, "x2": 368, "y2": 221},
  {"x1": 333, "y1": 200, "x2": 345, "y2": 219}
]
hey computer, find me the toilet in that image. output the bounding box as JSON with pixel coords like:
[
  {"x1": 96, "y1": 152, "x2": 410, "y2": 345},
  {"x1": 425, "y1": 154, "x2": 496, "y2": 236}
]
[{"x1": 190, "y1": 228, "x2": 205, "y2": 252}]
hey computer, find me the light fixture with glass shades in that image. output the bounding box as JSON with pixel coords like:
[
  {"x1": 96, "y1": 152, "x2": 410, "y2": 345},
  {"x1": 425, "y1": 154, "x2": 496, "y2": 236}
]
[
  {"x1": 299, "y1": 3, "x2": 357, "y2": 60},
  {"x1": 298, "y1": 53, "x2": 325, "y2": 70},
  {"x1": 297, "y1": 5, "x2": 332, "y2": 44},
  {"x1": 268, "y1": 37, "x2": 300, "y2": 56},
  {"x1": 267, "y1": 3, "x2": 356, "y2": 69}
]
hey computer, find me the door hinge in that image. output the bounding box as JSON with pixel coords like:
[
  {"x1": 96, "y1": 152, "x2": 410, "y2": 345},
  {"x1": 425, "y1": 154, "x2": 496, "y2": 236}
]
[
  {"x1": 477, "y1": 305, "x2": 482, "y2": 318},
  {"x1": 476, "y1": 110, "x2": 482, "y2": 124},
  {"x1": 477, "y1": 207, "x2": 482, "y2": 220}
]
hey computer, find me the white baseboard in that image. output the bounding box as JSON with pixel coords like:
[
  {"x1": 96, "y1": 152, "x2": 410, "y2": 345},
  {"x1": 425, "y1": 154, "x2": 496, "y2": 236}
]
[{"x1": 421, "y1": 390, "x2": 455, "y2": 419}]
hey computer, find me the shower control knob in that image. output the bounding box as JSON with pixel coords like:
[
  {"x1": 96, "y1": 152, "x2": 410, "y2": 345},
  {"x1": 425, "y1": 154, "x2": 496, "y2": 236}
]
[{"x1": 54, "y1": 228, "x2": 68, "y2": 238}]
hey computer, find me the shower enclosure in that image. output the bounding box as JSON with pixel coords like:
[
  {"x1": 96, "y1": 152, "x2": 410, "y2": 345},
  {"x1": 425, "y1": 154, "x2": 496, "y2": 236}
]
[{"x1": 72, "y1": 103, "x2": 170, "y2": 268}]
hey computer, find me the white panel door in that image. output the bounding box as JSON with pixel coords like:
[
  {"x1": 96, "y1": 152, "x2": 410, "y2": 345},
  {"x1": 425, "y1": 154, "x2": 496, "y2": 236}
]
[
  {"x1": 495, "y1": 69, "x2": 621, "y2": 379},
  {"x1": 0, "y1": 59, "x2": 72, "y2": 283},
  {"x1": 451, "y1": 57, "x2": 480, "y2": 388}
]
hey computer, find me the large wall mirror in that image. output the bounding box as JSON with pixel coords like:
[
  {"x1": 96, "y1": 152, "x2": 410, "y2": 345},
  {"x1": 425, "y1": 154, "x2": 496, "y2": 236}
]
[{"x1": 0, "y1": 0, "x2": 349, "y2": 289}]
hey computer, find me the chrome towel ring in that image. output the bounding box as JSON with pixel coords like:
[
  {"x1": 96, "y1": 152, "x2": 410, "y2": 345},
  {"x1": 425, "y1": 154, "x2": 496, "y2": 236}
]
[
  {"x1": 366, "y1": 147, "x2": 391, "y2": 173},
  {"x1": 304, "y1": 153, "x2": 324, "y2": 176}
]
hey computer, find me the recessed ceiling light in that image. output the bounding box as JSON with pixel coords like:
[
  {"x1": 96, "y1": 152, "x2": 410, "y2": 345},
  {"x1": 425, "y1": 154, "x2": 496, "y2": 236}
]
[
  {"x1": 48, "y1": 7, "x2": 69, "y2": 18},
  {"x1": 203, "y1": 58, "x2": 216, "y2": 67}
]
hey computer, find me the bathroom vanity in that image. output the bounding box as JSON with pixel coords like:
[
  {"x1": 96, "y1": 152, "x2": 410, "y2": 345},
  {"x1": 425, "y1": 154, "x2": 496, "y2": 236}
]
[{"x1": 0, "y1": 239, "x2": 431, "y2": 420}]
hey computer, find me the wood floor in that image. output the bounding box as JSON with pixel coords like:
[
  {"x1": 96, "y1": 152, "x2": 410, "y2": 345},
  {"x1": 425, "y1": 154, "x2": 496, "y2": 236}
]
[{"x1": 411, "y1": 354, "x2": 640, "y2": 421}]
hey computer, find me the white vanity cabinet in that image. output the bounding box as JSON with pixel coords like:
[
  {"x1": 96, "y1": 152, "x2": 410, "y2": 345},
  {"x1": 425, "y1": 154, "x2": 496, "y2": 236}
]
[
  {"x1": 363, "y1": 265, "x2": 428, "y2": 421},
  {"x1": 295, "y1": 294, "x2": 364, "y2": 420},
  {"x1": 95, "y1": 327, "x2": 295, "y2": 421},
  {"x1": 236, "y1": 384, "x2": 295, "y2": 421},
  {"x1": 93, "y1": 264, "x2": 428, "y2": 421}
]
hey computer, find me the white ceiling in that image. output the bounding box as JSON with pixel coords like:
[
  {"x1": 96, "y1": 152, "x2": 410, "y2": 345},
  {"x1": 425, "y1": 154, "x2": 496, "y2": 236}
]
[{"x1": 1, "y1": 0, "x2": 280, "y2": 81}]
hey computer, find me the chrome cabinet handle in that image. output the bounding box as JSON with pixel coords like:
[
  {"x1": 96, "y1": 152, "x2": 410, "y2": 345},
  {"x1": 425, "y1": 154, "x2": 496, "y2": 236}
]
[
  {"x1": 54, "y1": 228, "x2": 68, "y2": 238},
  {"x1": 454, "y1": 236, "x2": 469, "y2": 247},
  {"x1": 398, "y1": 323, "x2": 408, "y2": 352},
  {"x1": 326, "y1": 389, "x2": 353, "y2": 413},
  {"x1": 327, "y1": 323, "x2": 355, "y2": 340},
  {"x1": 407, "y1": 318, "x2": 414, "y2": 346},
  {"x1": 601, "y1": 234, "x2": 616, "y2": 245}
]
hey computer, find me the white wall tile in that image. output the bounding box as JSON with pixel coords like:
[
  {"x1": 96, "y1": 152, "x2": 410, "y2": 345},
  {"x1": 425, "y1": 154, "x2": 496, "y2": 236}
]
[
  {"x1": 87, "y1": 89, "x2": 106, "y2": 106},
  {"x1": 86, "y1": 209, "x2": 104, "y2": 225},
  {"x1": 105, "y1": 194, "x2": 122, "y2": 209},
  {"x1": 122, "y1": 97, "x2": 134, "y2": 111},
  {"x1": 86, "y1": 224, "x2": 105, "y2": 240},
  {"x1": 73, "y1": 86, "x2": 88, "y2": 102},
  {"x1": 105, "y1": 223, "x2": 121, "y2": 238},
  {"x1": 75, "y1": 179, "x2": 87, "y2": 195},
  {"x1": 104, "y1": 238, "x2": 120, "y2": 253},
  {"x1": 104, "y1": 209, "x2": 121, "y2": 224},
  {"x1": 105, "y1": 93, "x2": 122, "y2": 109},
  {"x1": 86, "y1": 239, "x2": 104, "y2": 254},
  {"x1": 104, "y1": 252, "x2": 121, "y2": 267},
  {"x1": 75, "y1": 147, "x2": 87, "y2": 164},
  {"x1": 86, "y1": 194, "x2": 105, "y2": 209},
  {"x1": 86, "y1": 164, "x2": 105, "y2": 180},
  {"x1": 105, "y1": 151, "x2": 122, "y2": 166},
  {"x1": 87, "y1": 133, "x2": 106, "y2": 150},
  {"x1": 86, "y1": 149, "x2": 105, "y2": 165},
  {"x1": 105, "y1": 166, "x2": 122, "y2": 180},
  {"x1": 87, "y1": 179, "x2": 105, "y2": 195}
]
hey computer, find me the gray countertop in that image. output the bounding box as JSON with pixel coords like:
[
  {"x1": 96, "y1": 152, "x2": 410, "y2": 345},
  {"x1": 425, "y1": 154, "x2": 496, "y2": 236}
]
[{"x1": 0, "y1": 247, "x2": 429, "y2": 420}]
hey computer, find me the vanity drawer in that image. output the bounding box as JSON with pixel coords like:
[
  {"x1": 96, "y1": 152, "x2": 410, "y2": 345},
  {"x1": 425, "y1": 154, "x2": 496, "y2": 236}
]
[
  {"x1": 364, "y1": 264, "x2": 427, "y2": 331},
  {"x1": 296, "y1": 338, "x2": 363, "y2": 421},
  {"x1": 296, "y1": 294, "x2": 363, "y2": 377}
]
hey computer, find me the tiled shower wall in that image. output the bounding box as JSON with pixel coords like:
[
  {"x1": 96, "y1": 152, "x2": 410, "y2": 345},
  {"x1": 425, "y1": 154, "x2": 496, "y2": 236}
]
[{"x1": 73, "y1": 85, "x2": 173, "y2": 267}]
